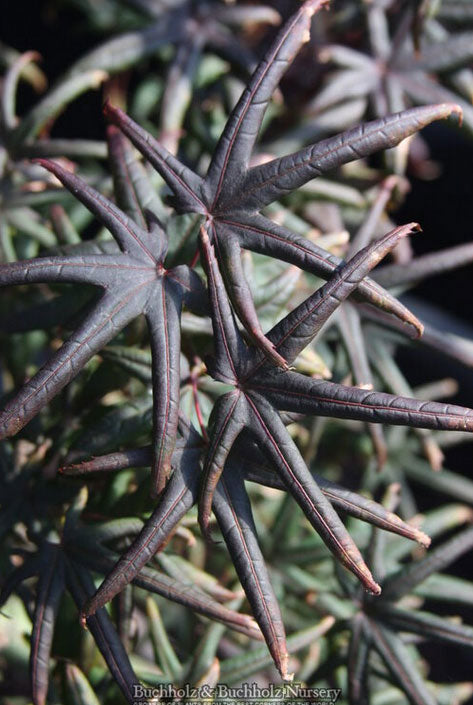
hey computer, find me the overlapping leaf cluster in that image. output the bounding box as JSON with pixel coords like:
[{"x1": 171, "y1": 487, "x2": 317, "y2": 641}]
[{"x1": 2, "y1": 1, "x2": 473, "y2": 704}]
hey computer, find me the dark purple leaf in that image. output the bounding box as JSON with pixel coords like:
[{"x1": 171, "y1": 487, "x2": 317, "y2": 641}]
[
  {"x1": 213, "y1": 464, "x2": 289, "y2": 678},
  {"x1": 65, "y1": 561, "x2": 141, "y2": 705},
  {"x1": 30, "y1": 544, "x2": 65, "y2": 705}
]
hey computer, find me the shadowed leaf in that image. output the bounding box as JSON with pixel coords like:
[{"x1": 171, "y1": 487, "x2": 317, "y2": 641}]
[
  {"x1": 213, "y1": 463, "x2": 289, "y2": 679},
  {"x1": 65, "y1": 562, "x2": 141, "y2": 705},
  {"x1": 30, "y1": 543, "x2": 65, "y2": 705},
  {"x1": 367, "y1": 619, "x2": 437, "y2": 705},
  {"x1": 382, "y1": 525, "x2": 473, "y2": 602}
]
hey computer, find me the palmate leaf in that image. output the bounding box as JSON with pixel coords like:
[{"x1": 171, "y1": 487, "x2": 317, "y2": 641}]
[
  {"x1": 69, "y1": 220, "x2": 473, "y2": 651},
  {"x1": 0, "y1": 487, "x2": 144, "y2": 705},
  {"x1": 3, "y1": 553, "x2": 135, "y2": 705},
  {"x1": 0, "y1": 143, "x2": 205, "y2": 495},
  {"x1": 197, "y1": 219, "x2": 473, "y2": 592},
  {"x1": 311, "y1": 1, "x2": 473, "y2": 138},
  {"x1": 1, "y1": 492, "x2": 261, "y2": 703},
  {"x1": 103, "y1": 0, "x2": 464, "y2": 366},
  {"x1": 65, "y1": 412, "x2": 427, "y2": 679},
  {"x1": 335, "y1": 516, "x2": 473, "y2": 705},
  {"x1": 60, "y1": 0, "x2": 280, "y2": 155},
  {"x1": 61, "y1": 433, "x2": 430, "y2": 547},
  {"x1": 70, "y1": 422, "x2": 272, "y2": 664},
  {"x1": 4, "y1": 1, "x2": 473, "y2": 697}
]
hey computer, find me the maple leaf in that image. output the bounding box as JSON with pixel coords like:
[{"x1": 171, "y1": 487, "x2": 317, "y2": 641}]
[
  {"x1": 63, "y1": 408, "x2": 428, "y2": 681},
  {"x1": 102, "y1": 0, "x2": 462, "y2": 368},
  {"x1": 0, "y1": 133, "x2": 205, "y2": 495},
  {"x1": 339, "y1": 499, "x2": 473, "y2": 705},
  {"x1": 75, "y1": 218, "x2": 473, "y2": 661},
  {"x1": 311, "y1": 0, "x2": 473, "y2": 141}
]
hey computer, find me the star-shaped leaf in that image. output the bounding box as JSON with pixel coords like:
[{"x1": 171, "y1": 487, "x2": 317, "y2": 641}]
[
  {"x1": 0, "y1": 140, "x2": 205, "y2": 495},
  {"x1": 63, "y1": 407, "x2": 427, "y2": 681},
  {"x1": 71, "y1": 219, "x2": 473, "y2": 647},
  {"x1": 195, "y1": 219, "x2": 473, "y2": 594},
  {"x1": 311, "y1": 0, "x2": 473, "y2": 143},
  {"x1": 341, "y1": 519, "x2": 473, "y2": 705},
  {"x1": 0, "y1": 532, "x2": 142, "y2": 705},
  {"x1": 52, "y1": 0, "x2": 280, "y2": 155},
  {"x1": 102, "y1": 0, "x2": 463, "y2": 368}
]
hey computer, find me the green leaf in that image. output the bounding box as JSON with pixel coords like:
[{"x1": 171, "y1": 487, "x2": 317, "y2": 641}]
[{"x1": 219, "y1": 616, "x2": 335, "y2": 684}]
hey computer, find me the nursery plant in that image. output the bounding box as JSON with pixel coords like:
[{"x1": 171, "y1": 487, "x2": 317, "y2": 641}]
[{"x1": 2, "y1": 1, "x2": 473, "y2": 704}]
